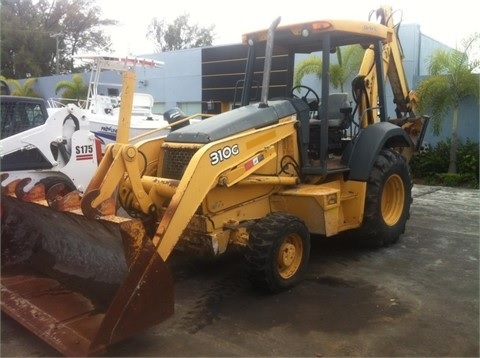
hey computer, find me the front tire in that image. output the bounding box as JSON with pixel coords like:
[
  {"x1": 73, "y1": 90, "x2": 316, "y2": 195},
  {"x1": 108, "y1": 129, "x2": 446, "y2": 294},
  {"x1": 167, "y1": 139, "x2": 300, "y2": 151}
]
[
  {"x1": 245, "y1": 212, "x2": 310, "y2": 292},
  {"x1": 359, "y1": 148, "x2": 412, "y2": 247}
]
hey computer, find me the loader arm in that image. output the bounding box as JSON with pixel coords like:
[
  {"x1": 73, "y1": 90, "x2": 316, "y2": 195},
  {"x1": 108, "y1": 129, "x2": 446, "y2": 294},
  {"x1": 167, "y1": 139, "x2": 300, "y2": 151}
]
[
  {"x1": 82, "y1": 142, "x2": 156, "y2": 217},
  {"x1": 152, "y1": 117, "x2": 298, "y2": 261},
  {"x1": 81, "y1": 71, "x2": 157, "y2": 217}
]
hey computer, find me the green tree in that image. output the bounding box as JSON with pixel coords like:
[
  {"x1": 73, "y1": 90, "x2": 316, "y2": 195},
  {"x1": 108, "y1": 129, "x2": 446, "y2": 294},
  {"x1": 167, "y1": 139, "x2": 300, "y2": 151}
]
[
  {"x1": 54, "y1": 74, "x2": 88, "y2": 104},
  {"x1": 1, "y1": 0, "x2": 117, "y2": 78},
  {"x1": 294, "y1": 45, "x2": 365, "y2": 92},
  {"x1": 6, "y1": 77, "x2": 39, "y2": 97},
  {"x1": 147, "y1": 13, "x2": 215, "y2": 52},
  {"x1": 416, "y1": 33, "x2": 480, "y2": 173},
  {"x1": 1, "y1": 0, "x2": 50, "y2": 78},
  {"x1": 53, "y1": 0, "x2": 117, "y2": 72}
]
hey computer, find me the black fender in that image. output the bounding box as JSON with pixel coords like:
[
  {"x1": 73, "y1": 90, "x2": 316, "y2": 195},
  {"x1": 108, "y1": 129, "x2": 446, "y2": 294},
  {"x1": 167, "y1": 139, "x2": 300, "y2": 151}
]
[{"x1": 341, "y1": 122, "x2": 413, "y2": 181}]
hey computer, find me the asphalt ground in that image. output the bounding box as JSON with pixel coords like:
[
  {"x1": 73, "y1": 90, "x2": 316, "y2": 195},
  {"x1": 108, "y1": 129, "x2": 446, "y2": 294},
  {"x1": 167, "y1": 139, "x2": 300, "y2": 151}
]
[{"x1": 1, "y1": 184, "x2": 479, "y2": 357}]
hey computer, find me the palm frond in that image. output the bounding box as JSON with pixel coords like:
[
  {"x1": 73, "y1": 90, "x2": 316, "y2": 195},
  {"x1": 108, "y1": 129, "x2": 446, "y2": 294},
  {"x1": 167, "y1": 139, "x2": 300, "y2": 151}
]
[{"x1": 293, "y1": 56, "x2": 322, "y2": 88}]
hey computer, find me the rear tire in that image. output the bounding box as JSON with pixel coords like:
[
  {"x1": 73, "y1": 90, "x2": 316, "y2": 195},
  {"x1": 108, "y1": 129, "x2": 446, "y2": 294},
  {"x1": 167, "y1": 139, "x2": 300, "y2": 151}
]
[
  {"x1": 245, "y1": 212, "x2": 310, "y2": 292},
  {"x1": 359, "y1": 149, "x2": 412, "y2": 247}
]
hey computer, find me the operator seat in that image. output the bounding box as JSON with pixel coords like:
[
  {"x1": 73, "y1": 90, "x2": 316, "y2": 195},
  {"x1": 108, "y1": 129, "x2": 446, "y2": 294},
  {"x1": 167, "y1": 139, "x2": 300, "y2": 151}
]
[
  {"x1": 309, "y1": 93, "x2": 353, "y2": 156},
  {"x1": 317, "y1": 93, "x2": 352, "y2": 129}
]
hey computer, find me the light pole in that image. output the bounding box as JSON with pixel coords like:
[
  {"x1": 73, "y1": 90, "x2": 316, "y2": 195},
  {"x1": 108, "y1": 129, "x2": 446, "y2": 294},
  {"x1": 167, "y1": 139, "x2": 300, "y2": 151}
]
[
  {"x1": 50, "y1": 33, "x2": 61, "y2": 74},
  {"x1": 9, "y1": 50, "x2": 15, "y2": 76}
]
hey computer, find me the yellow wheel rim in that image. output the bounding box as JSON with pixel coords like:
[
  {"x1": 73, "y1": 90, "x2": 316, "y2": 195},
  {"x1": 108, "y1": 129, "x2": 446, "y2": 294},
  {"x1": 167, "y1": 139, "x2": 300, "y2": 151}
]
[
  {"x1": 277, "y1": 234, "x2": 303, "y2": 279},
  {"x1": 381, "y1": 174, "x2": 405, "y2": 226}
]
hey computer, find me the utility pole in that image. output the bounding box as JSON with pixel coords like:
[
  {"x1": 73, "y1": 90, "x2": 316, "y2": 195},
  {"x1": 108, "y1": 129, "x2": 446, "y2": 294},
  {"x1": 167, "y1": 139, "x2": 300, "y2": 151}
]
[
  {"x1": 9, "y1": 50, "x2": 15, "y2": 76},
  {"x1": 50, "y1": 33, "x2": 61, "y2": 74}
]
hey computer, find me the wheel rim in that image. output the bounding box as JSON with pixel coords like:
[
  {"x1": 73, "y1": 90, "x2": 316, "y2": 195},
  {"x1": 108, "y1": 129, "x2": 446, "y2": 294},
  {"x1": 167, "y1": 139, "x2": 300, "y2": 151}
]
[
  {"x1": 277, "y1": 234, "x2": 303, "y2": 279},
  {"x1": 381, "y1": 174, "x2": 405, "y2": 226}
]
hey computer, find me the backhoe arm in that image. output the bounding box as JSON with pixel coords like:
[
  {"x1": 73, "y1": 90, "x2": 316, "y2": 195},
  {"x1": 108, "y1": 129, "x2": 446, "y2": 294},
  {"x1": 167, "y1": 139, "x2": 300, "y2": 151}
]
[
  {"x1": 354, "y1": 6, "x2": 419, "y2": 128},
  {"x1": 376, "y1": 6, "x2": 417, "y2": 118}
]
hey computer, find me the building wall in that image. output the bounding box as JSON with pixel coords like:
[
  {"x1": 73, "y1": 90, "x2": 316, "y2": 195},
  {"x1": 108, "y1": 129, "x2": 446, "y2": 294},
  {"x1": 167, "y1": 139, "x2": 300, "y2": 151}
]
[
  {"x1": 32, "y1": 48, "x2": 203, "y2": 116},
  {"x1": 141, "y1": 49, "x2": 202, "y2": 113}
]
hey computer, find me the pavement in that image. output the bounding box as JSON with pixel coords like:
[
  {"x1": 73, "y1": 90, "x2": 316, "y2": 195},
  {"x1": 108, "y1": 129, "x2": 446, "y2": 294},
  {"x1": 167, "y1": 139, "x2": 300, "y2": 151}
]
[{"x1": 1, "y1": 184, "x2": 479, "y2": 357}]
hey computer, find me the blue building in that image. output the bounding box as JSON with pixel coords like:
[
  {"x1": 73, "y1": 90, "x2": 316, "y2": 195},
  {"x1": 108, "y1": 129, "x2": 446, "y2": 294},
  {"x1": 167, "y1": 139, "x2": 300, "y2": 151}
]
[{"x1": 30, "y1": 23, "x2": 479, "y2": 146}]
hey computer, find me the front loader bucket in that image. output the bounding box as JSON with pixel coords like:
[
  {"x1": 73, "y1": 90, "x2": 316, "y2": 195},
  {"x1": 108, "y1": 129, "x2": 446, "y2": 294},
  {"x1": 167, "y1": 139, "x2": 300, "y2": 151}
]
[{"x1": 1, "y1": 195, "x2": 174, "y2": 357}]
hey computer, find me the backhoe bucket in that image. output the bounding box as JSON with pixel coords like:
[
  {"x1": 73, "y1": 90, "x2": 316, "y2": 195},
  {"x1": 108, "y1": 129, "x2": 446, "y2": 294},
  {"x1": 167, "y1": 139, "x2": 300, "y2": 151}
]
[{"x1": 1, "y1": 195, "x2": 174, "y2": 357}]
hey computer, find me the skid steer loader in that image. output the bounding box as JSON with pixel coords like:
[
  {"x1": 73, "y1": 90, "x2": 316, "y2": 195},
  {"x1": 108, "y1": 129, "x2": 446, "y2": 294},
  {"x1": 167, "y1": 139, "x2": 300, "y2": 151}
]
[
  {"x1": 1, "y1": 96, "x2": 102, "y2": 206},
  {"x1": 1, "y1": 6, "x2": 429, "y2": 356}
]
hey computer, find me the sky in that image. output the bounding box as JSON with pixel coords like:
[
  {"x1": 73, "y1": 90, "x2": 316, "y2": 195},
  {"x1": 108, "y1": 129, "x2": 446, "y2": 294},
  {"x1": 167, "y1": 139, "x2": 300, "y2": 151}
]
[{"x1": 97, "y1": 0, "x2": 479, "y2": 56}]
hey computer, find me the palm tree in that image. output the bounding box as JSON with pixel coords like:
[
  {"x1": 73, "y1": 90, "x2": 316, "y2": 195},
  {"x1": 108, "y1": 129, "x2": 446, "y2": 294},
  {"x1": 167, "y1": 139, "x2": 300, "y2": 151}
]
[
  {"x1": 416, "y1": 33, "x2": 480, "y2": 173},
  {"x1": 0, "y1": 75, "x2": 10, "y2": 94},
  {"x1": 55, "y1": 74, "x2": 88, "y2": 105},
  {"x1": 5, "y1": 77, "x2": 39, "y2": 97},
  {"x1": 294, "y1": 45, "x2": 365, "y2": 92}
]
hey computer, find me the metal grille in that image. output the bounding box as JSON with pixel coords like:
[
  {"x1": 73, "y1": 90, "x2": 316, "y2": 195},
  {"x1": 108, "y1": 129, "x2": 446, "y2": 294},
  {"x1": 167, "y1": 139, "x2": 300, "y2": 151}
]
[{"x1": 162, "y1": 147, "x2": 198, "y2": 180}]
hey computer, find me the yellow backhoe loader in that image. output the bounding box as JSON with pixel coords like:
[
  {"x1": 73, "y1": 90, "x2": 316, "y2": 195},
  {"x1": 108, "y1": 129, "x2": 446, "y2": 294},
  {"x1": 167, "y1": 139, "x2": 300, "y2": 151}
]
[{"x1": 1, "y1": 6, "x2": 429, "y2": 356}]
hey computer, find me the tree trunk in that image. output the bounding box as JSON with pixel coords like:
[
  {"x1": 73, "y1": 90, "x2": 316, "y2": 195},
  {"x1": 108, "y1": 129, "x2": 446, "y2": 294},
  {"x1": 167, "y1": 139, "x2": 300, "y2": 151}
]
[{"x1": 448, "y1": 107, "x2": 459, "y2": 174}]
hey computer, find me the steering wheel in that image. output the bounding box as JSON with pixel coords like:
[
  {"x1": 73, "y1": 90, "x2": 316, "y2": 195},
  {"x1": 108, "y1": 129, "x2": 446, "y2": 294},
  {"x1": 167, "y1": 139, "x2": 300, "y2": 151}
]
[{"x1": 290, "y1": 85, "x2": 320, "y2": 111}]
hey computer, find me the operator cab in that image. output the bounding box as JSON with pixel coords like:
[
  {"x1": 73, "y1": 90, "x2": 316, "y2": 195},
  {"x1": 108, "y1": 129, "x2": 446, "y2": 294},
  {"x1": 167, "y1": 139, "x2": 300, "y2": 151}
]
[
  {"x1": 239, "y1": 19, "x2": 392, "y2": 176},
  {"x1": 0, "y1": 96, "x2": 48, "y2": 139}
]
